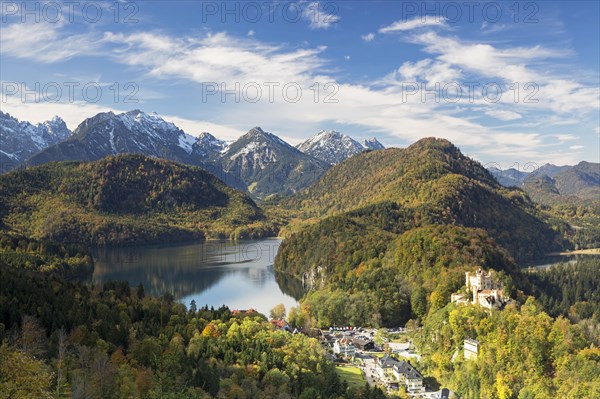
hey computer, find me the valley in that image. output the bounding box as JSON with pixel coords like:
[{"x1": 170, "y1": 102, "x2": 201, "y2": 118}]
[{"x1": 1, "y1": 112, "x2": 599, "y2": 399}]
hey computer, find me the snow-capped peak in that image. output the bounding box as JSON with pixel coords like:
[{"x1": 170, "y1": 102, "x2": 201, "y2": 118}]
[
  {"x1": 297, "y1": 130, "x2": 365, "y2": 165},
  {"x1": 0, "y1": 112, "x2": 72, "y2": 170},
  {"x1": 192, "y1": 132, "x2": 228, "y2": 157},
  {"x1": 362, "y1": 137, "x2": 385, "y2": 150}
]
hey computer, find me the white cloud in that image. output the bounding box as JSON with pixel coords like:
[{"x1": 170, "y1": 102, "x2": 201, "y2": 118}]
[
  {"x1": 247, "y1": 30, "x2": 255, "y2": 37},
  {"x1": 570, "y1": 145, "x2": 584, "y2": 150},
  {"x1": 362, "y1": 33, "x2": 375, "y2": 42},
  {"x1": 380, "y1": 17, "x2": 447, "y2": 33},
  {"x1": 480, "y1": 21, "x2": 509, "y2": 35},
  {"x1": 303, "y1": 2, "x2": 340, "y2": 30},
  {"x1": 408, "y1": 31, "x2": 599, "y2": 114},
  {"x1": 2, "y1": 16, "x2": 597, "y2": 165},
  {"x1": 102, "y1": 31, "x2": 328, "y2": 86},
  {"x1": 0, "y1": 20, "x2": 104, "y2": 63},
  {"x1": 485, "y1": 109, "x2": 523, "y2": 121},
  {"x1": 390, "y1": 59, "x2": 461, "y2": 84}
]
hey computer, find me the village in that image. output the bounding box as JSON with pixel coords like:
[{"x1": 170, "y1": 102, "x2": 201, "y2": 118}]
[{"x1": 268, "y1": 268, "x2": 509, "y2": 398}]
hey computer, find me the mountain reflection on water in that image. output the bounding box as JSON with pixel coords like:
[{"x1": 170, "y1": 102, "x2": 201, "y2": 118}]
[{"x1": 91, "y1": 238, "x2": 301, "y2": 316}]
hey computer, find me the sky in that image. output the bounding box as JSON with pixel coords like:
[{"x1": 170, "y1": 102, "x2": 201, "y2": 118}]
[{"x1": 1, "y1": 0, "x2": 599, "y2": 167}]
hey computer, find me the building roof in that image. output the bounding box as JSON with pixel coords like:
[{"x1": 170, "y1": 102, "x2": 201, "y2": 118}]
[
  {"x1": 394, "y1": 360, "x2": 423, "y2": 379},
  {"x1": 378, "y1": 353, "x2": 401, "y2": 368}
]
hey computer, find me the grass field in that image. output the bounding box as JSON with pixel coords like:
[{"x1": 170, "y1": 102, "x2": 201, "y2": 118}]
[{"x1": 335, "y1": 366, "x2": 365, "y2": 388}]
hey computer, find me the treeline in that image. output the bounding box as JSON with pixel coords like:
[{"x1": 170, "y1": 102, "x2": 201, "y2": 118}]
[
  {"x1": 0, "y1": 232, "x2": 92, "y2": 277},
  {"x1": 0, "y1": 262, "x2": 387, "y2": 399},
  {"x1": 412, "y1": 298, "x2": 600, "y2": 398},
  {"x1": 528, "y1": 258, "x2": 600, "y2": 325}
]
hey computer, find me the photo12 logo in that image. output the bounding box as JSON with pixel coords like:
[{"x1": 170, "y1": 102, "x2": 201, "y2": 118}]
[
  {"x1": 199, "y1": 1, "x2": 340, "y2": 24},
  {"x1": 400, "y1": 81, "x2": 539, "y2": 104},
  {"x1": 398, "y1": 1, "x2": 539, "y2": 24},
  {"x1": 1, "y1": 1, "x2": 139, "y2": 24},
  {"x1": 1, "y1": 81, "x2": 139, "y2": 104},
  {"x1": 200, "y1": 241, "x2": 281, "y2": 263},
  {"x1": 200, "y1": 81, "x2": 340, "y2": 104}
]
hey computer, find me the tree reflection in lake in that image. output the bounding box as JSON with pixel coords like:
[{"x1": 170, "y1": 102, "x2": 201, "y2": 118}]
[{"x1": 91, "y1": 238, "x2": 300, "y2": 316}]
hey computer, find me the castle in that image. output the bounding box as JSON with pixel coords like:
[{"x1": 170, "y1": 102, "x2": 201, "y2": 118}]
[{"x1": 451, "y1": 268, "x2": 507, "y2": 310}]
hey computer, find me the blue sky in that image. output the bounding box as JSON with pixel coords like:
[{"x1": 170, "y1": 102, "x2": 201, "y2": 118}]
[{"x1": 1, "y1": 0, "x2": 599, "y2": 166}]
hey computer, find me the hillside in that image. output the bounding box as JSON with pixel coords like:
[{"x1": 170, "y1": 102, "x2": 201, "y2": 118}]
[
  {"x1": 274, "y1": 138, "x2": 566, "y2": 326},
  {"x1": 0, "y1": 155, "x2": 277, "y2": 245}
]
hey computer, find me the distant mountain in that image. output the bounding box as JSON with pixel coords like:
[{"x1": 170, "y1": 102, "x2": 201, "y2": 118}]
[
  {"x1": 362, "y1": 138, "x2": 385, "y2": 150},
  {"x1": 214, "y1": 127, "x2": 329, "y2": 198},
  {"x1": 487, "y1": 167, "x2": 529, "y2": 187},
  {"x1": 192, "y1": 132, "x2": 228, "y2": 158},
  {"x1": 529, "y1": 163, "x2": 571, "y2": 179},
  {"x1": 523, "y1": 161, "x2": 600, "y2": 205},
  {"x1": 297, "y1": 130, "x2": 366, "y2": 165},
  {"x1": 488, "y1": 162, "x2": 599, "y2": 205},
  {"x1": 0, "y1": 111, "x2": 71, "y2": 172},
  {"x1": 25, "y1": 110, "x2": 248, "y2": 191},
  {"x1": 297, "y1": 130, "x2": 385, "y2": 165},
  {"x1": 0, "y1": 154, "x2": 275, "y2": 245},
  {"x1": 27, "y1": 110, "x2": 200, "y2": 166}
]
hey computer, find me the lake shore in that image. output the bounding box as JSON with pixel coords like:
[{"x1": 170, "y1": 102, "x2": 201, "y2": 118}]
[{"x1": 548, "y1": 248, "x2": 600, "y2": 256}]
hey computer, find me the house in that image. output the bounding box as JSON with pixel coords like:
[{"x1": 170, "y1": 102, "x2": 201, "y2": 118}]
[
  {"x1": 270, "y1": 319, "x2": 291, "y2": 332},
  {"x1": 352, "y1": 337, "x2": 375, "y2": 351},
  {"x1": 393, "y1": 360, "x2": 425, "y2": 394},
  {"x1": 464, "y1": 338, "x2": 479, "y2": 360},
  {"x1": 375, "y1": 354, "x2": 401, "y2": 385},
  {"x1": 375, "y1": 354, "x2": 425, "y2": 393},
  {"x1": 333, "y1": 337, "x2": 356, "y2": 358}
]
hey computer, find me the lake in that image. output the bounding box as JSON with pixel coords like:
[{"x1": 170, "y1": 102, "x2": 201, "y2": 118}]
[
  {"x1": 522, "y1": 253, "x2": 600, "y2": 271},
  {"x1": 91, "y1": 238, "x2": 300, "y2": 317}
]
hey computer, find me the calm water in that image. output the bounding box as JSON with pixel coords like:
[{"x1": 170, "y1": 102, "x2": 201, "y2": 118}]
[
  {"x1": 522, "y1": 254, "x2": 600, "y2": 270},
  {"x1": 91, "y1": 238, "x2": 300, "y2": 316}
]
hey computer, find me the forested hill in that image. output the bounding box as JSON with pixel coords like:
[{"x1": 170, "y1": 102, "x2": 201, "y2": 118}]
[
  {"x1": 274, "y1": 138, "x2": 567, "y2": 327},
  {"x1": 279, "y1": 137, "x2": 564, "y2": 261},
  {"x1": 0, "y1": 155, "x2": 277, "y2": 245}
]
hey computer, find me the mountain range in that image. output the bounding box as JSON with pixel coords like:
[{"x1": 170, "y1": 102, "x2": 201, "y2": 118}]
[
  {"x1": 3, "y1": 109, "x2": 597, "y2": 204},
  {"x1": 2, "y1": 110, "x2": 385, "y2": 198},
  {"x1": 0, "y1": 111, "x2": 71, "y2": 173},
  {"x1": 489, "y1": 162, "x2": 600, "y2": 205}
]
